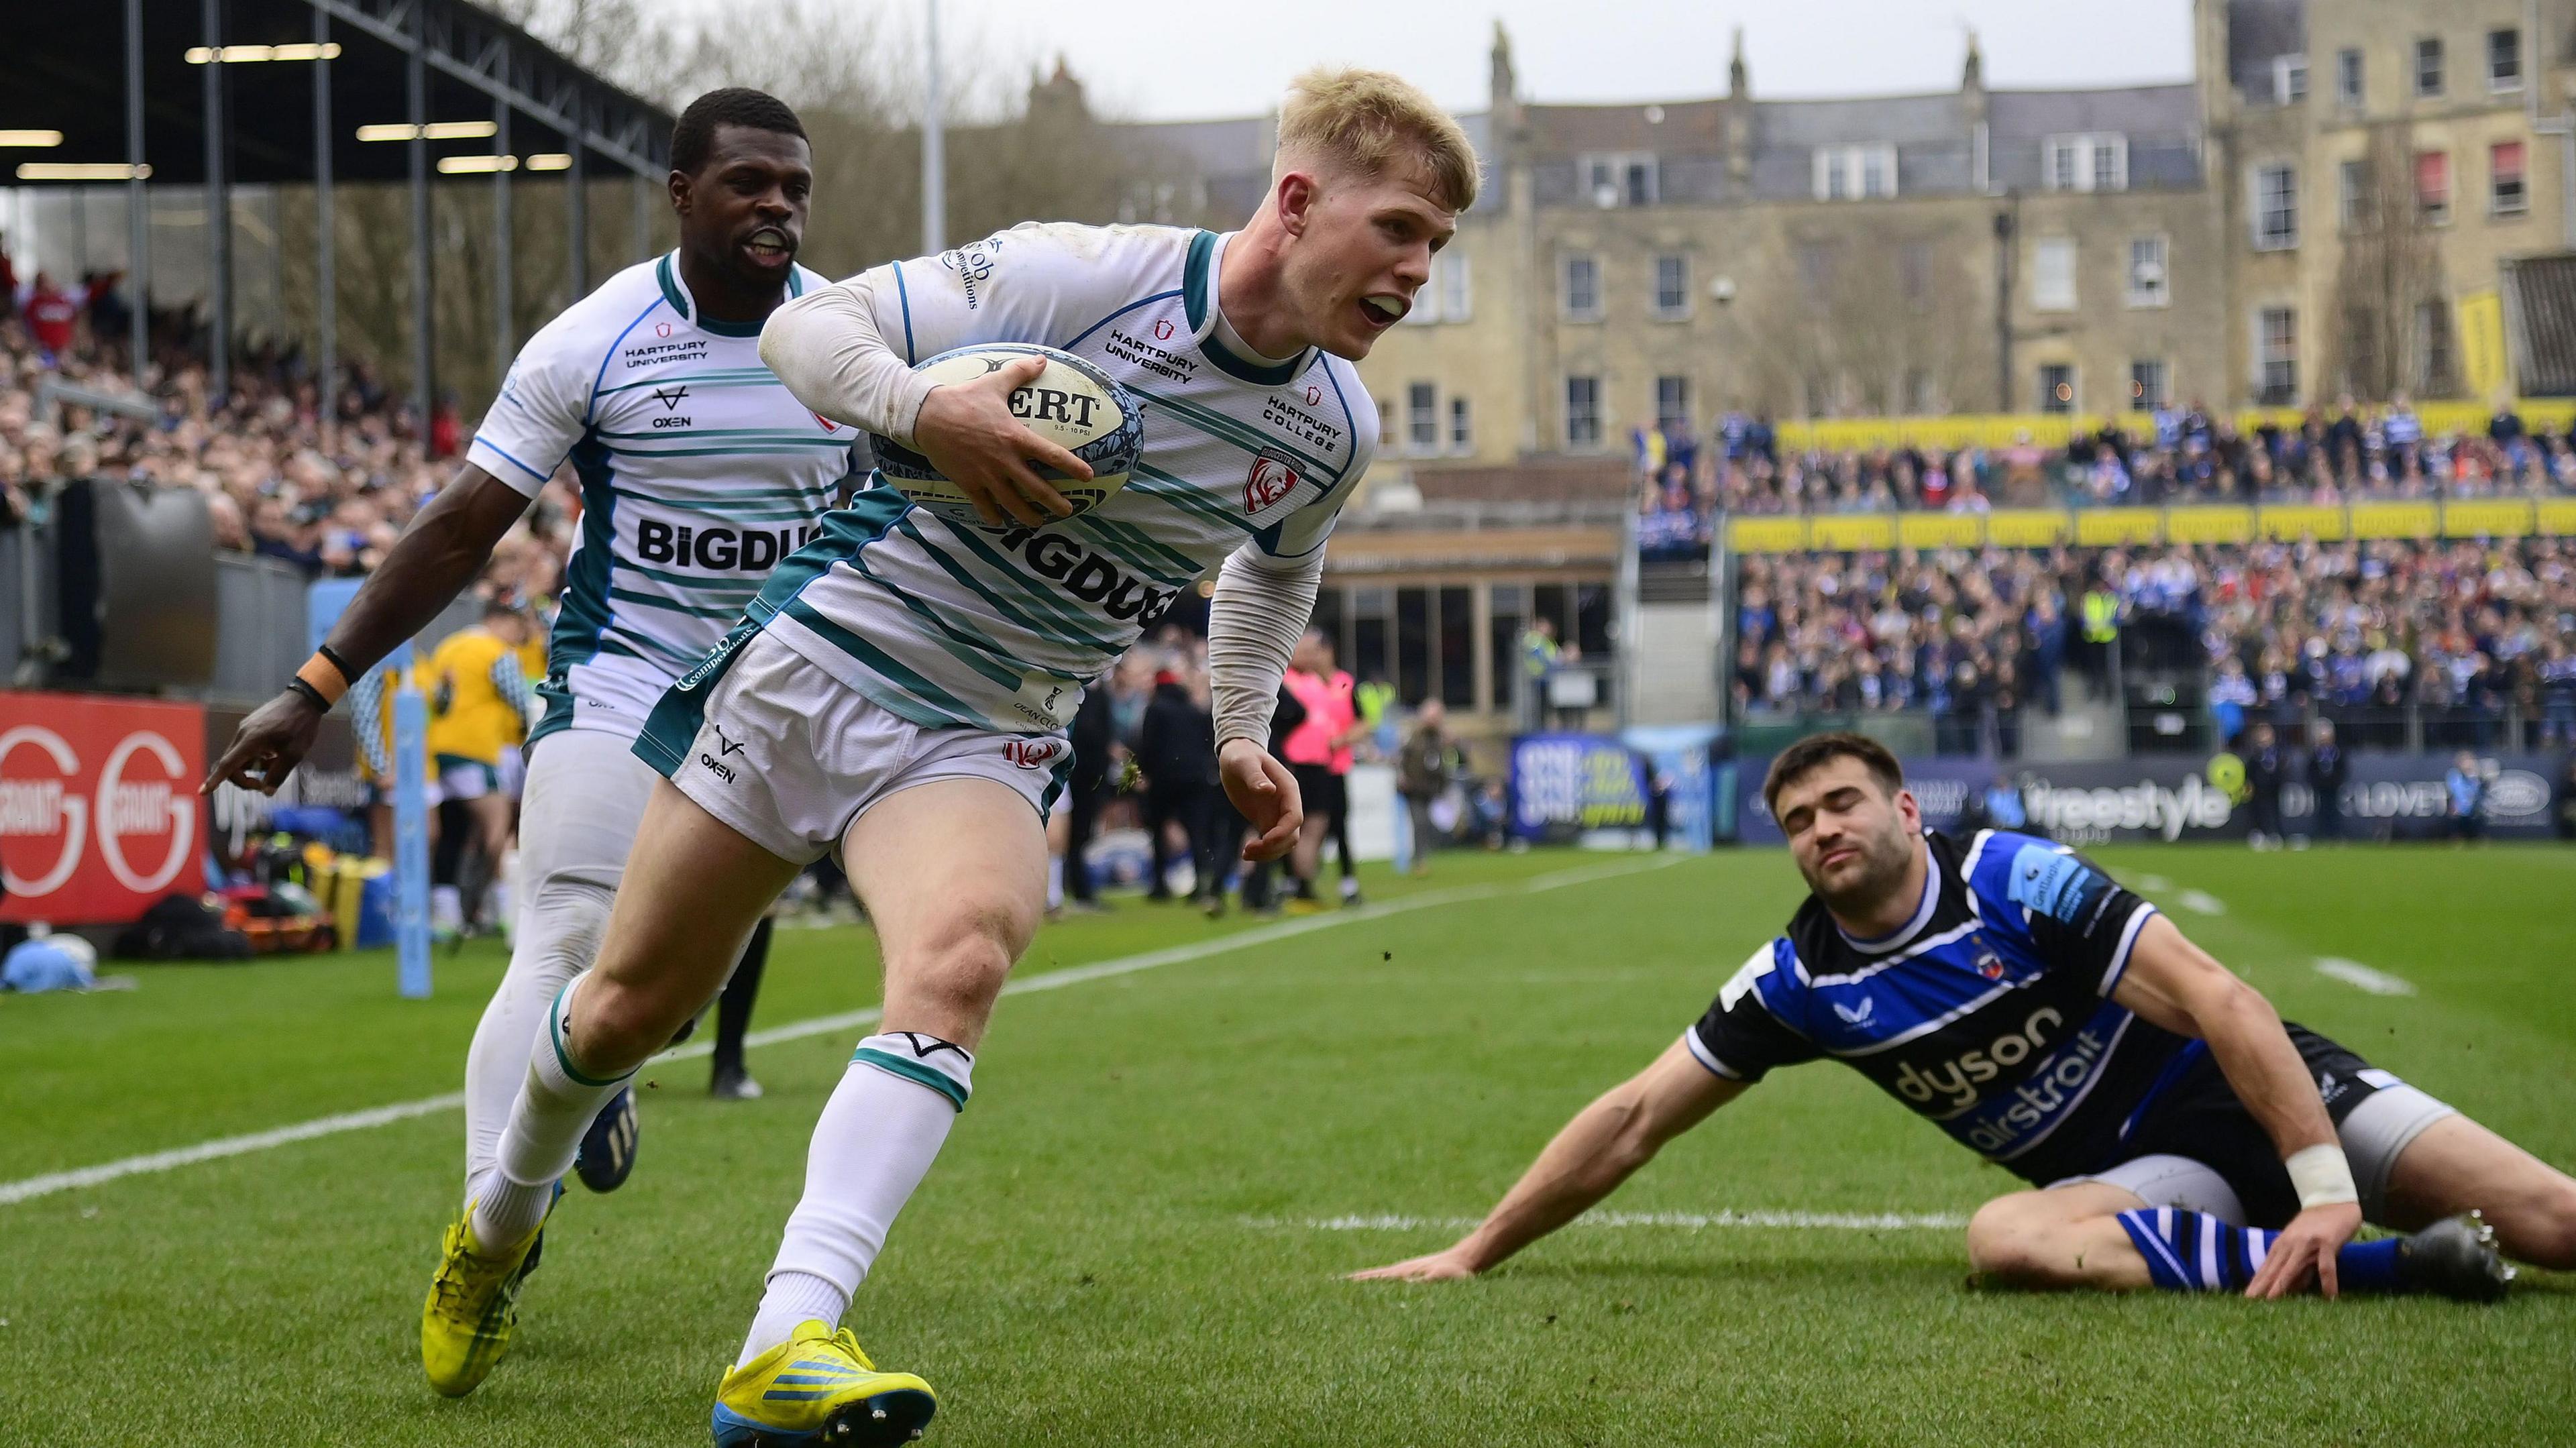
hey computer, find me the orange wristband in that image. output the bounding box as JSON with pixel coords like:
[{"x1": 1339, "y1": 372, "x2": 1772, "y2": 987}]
[{"x1": 296, "y1": 653, "x2": 350, "y2": 706}]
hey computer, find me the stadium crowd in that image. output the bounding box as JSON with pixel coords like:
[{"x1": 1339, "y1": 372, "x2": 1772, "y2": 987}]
[
  {"x1": 1731, "y1": 537, "x2": 2576, "y2": 754},
  {"x1": 0, "y1": 265, "x2": 561, "y2": 605},
  {"x1": 1638, "y1": 400, "x2": 2576, "y2": 561}
]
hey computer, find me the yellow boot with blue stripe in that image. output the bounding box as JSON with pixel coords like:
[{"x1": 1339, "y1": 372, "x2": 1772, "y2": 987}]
[{"x1": 711, "y1": 1321, "x2": 936, "y2": 1446}]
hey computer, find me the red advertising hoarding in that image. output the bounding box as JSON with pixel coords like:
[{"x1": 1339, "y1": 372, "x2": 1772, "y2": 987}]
[{"x1": 0, "y1": 692, "x2": 205, "y2": 924}]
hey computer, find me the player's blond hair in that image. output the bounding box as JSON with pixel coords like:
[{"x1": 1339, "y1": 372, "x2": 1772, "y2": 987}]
[{"x1": 1275, "y1": 67, "x2": 1480, "y2": 213}]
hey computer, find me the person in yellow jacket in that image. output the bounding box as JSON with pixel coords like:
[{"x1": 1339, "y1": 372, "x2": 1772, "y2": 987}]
[
  {"x1": 346, "y1": 647, "x2": 438, "y2": 861},
  {"x1": 425, "y1": 600, "x2": 537, "y2": 938}
]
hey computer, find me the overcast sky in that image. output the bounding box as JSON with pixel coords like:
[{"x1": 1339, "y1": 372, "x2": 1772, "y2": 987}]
[{"x1": 926, "y1": 0, "x2": 2198, "y2": 122}]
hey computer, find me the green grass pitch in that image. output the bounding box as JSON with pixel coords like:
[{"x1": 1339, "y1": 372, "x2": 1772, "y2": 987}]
[{"x1": 2, "y1": 844, "x2": 2569, "y2": 1446}]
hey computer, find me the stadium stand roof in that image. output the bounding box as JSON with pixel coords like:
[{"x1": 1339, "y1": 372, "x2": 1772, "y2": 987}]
[{"x1": 5, "y1": 0, "x2": 674, "y2": 188}]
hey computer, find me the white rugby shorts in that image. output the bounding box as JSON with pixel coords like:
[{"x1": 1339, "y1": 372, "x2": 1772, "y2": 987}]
[{"x1": 634, "y1": 624, "x2": 1069, "y2": 863}]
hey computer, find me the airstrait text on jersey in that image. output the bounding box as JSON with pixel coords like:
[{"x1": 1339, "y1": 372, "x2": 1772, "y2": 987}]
[
  {"x1": 466, "y1": 251, "x2": 856, "y2": 744},
  {"x1": 745, "y1": 222, "x2": 1380, "y2": 736},
  {"x1": 1686, "y1": 828, "x2": 2184, "y2": 1186}
]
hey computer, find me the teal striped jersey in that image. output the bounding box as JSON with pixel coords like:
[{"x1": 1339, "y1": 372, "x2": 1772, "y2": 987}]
[
  {"x1": 755, "y1": 223, "x2": 1377, "y2": 733},
  {"x1": 467, "y1": 252, "x2": 861, "y2": 744}
]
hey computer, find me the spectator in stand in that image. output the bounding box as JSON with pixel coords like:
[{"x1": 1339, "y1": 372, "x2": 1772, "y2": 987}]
[
  {"x1": 2446, "y1": 751, "x2": 2487, "y2": 843},
  {"x1": 2308, "y1": 720, "x2": 2349, "y2": 842},
  {"x1": 1517, "y1": 616, "x2": 1562, "y2": 730},
  {"x1": 1055, "y1": 674, "x2": 1118, "y2": 915},
  {"x1": 2245, "y1": 720, "x2": 2285, "y2": 848},
  {"x1": 23, "y1": 274, "x2": 79, "y2": 364},
  {"x1": 2555, "y1": 753, "x2": 2576, "y2": 841},
  {"x1": 1136, "y1": 661, "x2": 1222, "y2": 908},
  {"x1": 1395, "y1": 699, "x2": 1462, "y2": 875}
]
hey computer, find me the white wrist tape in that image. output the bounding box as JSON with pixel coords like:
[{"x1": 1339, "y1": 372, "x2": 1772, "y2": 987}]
[{"x1": 2286, "y1": 1143, "x2": 2359, "y2": 1209}]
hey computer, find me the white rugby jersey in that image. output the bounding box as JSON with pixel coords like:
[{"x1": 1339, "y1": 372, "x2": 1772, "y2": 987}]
[
  {"x1": 749, "y1": 223, "x2": 1377, "y2": 734},
  {"x1": 467, "y1": 252, "x2": 861, "y2": 743}
]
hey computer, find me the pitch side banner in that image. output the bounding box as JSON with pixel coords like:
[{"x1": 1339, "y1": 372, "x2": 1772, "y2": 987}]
[
  {"x1": 0, "y1": 691, "x2": 206, "y2": 924},
  {"x1": 1509, "y1": 733, "x2": 1648, "y2": 842},
  {"x1": 1737, "y1": 752, "x2": 2563, "y2": 845}
]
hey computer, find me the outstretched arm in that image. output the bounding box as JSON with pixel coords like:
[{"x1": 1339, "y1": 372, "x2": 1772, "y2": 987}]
[
  {"x1": 2113, "y1": 912, "x2": 2361, "y2": 1298},
  {"x1": 1208, "y1": 543, "x2": 1322, "y2": 862},
  {"x1": 1350, "y1": 1037, "x2": 1748, "y2": 1281},
  {"x1": 203, "y1": 468, "x2": 532, "y2": 794}
]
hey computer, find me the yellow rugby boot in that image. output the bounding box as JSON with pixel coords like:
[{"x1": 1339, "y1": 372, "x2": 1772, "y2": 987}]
[
  {"x1": 710, "y1": 1321, "x2": 936, "y2": 1447},
  {"x1": 419, "y1": 1192, "x2": 551, "y2": 1397}
]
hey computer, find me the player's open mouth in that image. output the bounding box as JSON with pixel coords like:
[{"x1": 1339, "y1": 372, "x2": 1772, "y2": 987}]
[
  {"x1": 742, "y1": 229, "x2": 794, "y2": 266},
  {"x1": 1356, "y1": 293, "x2": 1406, "y2": 331}
]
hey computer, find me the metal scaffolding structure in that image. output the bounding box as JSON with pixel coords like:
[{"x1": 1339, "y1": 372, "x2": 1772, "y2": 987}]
[{"x1": 6, "y1": 1, "x2": 675, "y2": 417}]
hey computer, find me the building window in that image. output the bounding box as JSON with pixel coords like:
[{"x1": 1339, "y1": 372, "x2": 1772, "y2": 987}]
[
  {"x1": 1562, "y1": 254, "x2": 1600, "y2": 319},
  {"x1": 2491, "y1": 140, "x2": 2528, "y2": 215},
  {"x1": 1580, "y1": 152, "x2": 1658, "y2": 207},
  {"x1": 2031, "y1": 237, "x2": 2077, "y2": 311},
  {"x1": 2337, "y1": 48, "x2": 2364, "y2": 108},
  {"x1": 2046, "y1": 133, "x2": 2129, "y2": 192},
  {"x1": 1653, "y1": 254, "x2": 1689, "y2": 318},
  {"x1": 2038, "y1": 364, "x2": 2076, "y2": 413},
  {"x1": 2489, "y1": 27, "x2": 2522, "y2": 91},
  {"x1": 1448, "y1": 395, "x2": 1472, "y2": 451},
  {"x1": 2257, "y1": 307, "x2": 2299, "y2": 404},
  {"x1": 2274, "y1": 54, "x2": 2308, "y2": 105},
  {"x1": 2254, "y1": 164, "x2": 2299, "y2": 249},
  {"x1": 2130, "y1": 360, "x2": 2168, "y2": 412},
  {"x1": 2416, "y1": 37, "x2": 2445, "y2": 97},
  {"x1": 2418, "y1": 300, "x2": 2455, "y2": 392},
  {"x1": 1796, "y1": 240, "x2": 1837, "y2": 302},
  {"x1": 1565, "y1": 375, "x2": 1601, "y2": 448},
  {"x1": 1899, "y1": 241, "x2": 1933, "y2": 305},
  {"x1": 2416, "y1": 150, "x2": 2451, "y2": 223},
  {"x1": 1438, "y1": 251, "x2": 1471, "y2": 322},
  {"x1": 1655, "y1": 375, "x2": 1691, "y2": 435},
  {"x1": 2340, "y1": 158, "x2": 2373, "y2": 229},
  {"x1": 1409, "y1": 252, "x2": 1470, "y2": 325},
  {"x1": 2127, "y1": 235, "x2": 2169, "y2": 308},
  {"x1": 1407, "y1": 382, "x2": 1438, "y2": 453},
  {"x1": 1812, "y1": 144, "x2": 1898, "y2": 201}
]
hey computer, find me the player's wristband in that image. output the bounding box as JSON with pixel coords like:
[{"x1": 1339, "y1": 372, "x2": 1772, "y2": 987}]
[
  {"x1": 284, "y1": 677, "x2": 333, "y2": 713},
  {"x1": 2286, "y1": 1143, "x2": 2359, "y2": 1209},
  {"x1": 293, "y1": 652, "x2": 350, "y2": 708}
]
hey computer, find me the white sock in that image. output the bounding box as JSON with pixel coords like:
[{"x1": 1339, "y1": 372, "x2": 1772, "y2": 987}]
[
  {"x1": 461, "y1": 881, "x2": 610, "y2": 1211},
  {"x1": 737, "y1": 1032, "x2": 973, "y2": 1366},
  {"x1": 1047, "y1": 856, "x2": 1065, "y2": 911},
  {"x1": 433, "y1": 885, "x2": 463, "y2": 930},
  {"x1": 472, "y1": 973, "x2": 633, "y2": 1250}
]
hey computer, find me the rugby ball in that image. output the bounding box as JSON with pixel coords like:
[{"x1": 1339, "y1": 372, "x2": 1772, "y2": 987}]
[{"x1": 871, "y1": 343, "x2": 1144, "y2": 526}]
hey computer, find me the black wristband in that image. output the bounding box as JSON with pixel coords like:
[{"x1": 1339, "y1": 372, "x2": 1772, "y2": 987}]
[
  {"x1": 285, "y1": 677, "x2": 333, "y2": 713},
  {"x1": 315, "y1": 643, "x2": 354, "y2": 683}
]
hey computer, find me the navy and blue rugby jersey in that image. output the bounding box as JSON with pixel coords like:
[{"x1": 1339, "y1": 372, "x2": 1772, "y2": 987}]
[{"x1": 1687, "y1": 829, "x2": 2187, "y2": 1187}]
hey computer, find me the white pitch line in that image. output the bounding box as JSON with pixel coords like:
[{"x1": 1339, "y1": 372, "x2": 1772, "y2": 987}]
[
  {"x1": 2130, "y1": 873, "x2": 2175, "y2": 893},
  {"x1": 2314, "y1": 957, "x2": 2418, "y2": 997},
  {"x1": 2174, "y1": 888, "x2": 2228, "y2": 916},
  {"x1": 1249, "y1": 1209, "x2": 1966, "y2": 1232},
  {"x1": 0, "y1": 854, "x2": 1688, "y2": 1208}
]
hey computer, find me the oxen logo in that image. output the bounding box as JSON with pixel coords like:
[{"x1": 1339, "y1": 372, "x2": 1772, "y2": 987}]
[
  {"x1": 655, "y1": 322, "x2": 673, "y2": 338},
  {"x1": 1153, "y1": 317, "x2": 1175, "y2": 341},
  {"x1": 1244, "y1": 448, "x2": 1299, "y2": 514},
  {"x1": 1304, "y1": 384, "x2": 1323, "y2": 406}
]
